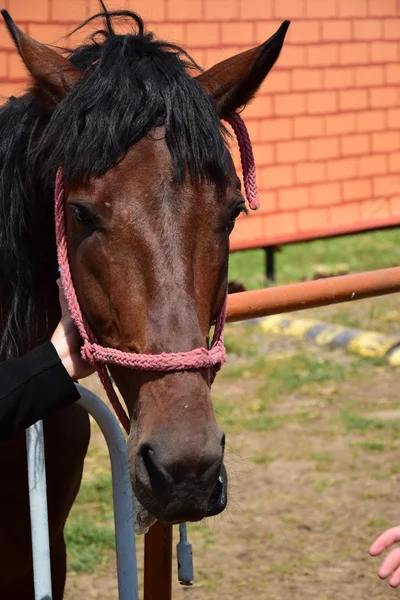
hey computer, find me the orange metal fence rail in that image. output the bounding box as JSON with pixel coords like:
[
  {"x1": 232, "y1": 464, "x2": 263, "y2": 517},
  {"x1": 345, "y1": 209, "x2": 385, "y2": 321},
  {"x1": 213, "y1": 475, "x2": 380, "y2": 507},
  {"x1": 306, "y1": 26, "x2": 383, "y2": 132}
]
[
  {"x1": 226, "y1": 265, "x2": 400, "y2": 322},
  {"x1": 143, "y1": 264, "x2": 400, "y2": 599}
]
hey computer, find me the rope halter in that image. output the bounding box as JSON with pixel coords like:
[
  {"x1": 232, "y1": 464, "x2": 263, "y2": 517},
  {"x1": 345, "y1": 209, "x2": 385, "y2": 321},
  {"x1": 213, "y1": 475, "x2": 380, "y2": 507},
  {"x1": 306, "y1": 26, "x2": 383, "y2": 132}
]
[{"x1": 55, "y1": 113, "x2": 259, "y2": 433}]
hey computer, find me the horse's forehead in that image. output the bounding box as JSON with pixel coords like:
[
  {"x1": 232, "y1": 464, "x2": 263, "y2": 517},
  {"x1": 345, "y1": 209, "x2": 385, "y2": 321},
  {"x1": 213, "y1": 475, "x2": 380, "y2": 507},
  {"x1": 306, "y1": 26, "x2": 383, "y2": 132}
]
[
  {"x1": 67, "y1": 127, "x2": 235, "y2": 215},
  {"x1": 67, "y1": 135, "x2": 173, "y2": 204},
  {"x1": 100, "y1": 135, "x2": 173, "y2": 194}
]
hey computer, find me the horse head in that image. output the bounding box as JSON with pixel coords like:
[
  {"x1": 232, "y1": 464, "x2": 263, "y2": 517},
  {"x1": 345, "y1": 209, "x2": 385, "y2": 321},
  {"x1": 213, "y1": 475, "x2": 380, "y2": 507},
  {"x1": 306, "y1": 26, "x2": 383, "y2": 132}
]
[{"x1": 3, "y1": 7, "x2": 289, "y2": 527}]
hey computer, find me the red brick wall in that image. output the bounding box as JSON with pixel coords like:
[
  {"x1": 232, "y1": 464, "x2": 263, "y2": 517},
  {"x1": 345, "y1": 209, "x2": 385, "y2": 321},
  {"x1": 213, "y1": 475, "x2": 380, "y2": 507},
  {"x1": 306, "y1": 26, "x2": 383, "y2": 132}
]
[{"x1": 1, "y1": 0, "x2": 400, "y2": 250}]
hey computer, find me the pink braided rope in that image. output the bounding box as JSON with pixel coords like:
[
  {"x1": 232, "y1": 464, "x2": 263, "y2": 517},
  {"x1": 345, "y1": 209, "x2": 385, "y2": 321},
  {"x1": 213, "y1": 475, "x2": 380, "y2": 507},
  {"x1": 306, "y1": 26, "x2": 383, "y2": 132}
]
[
  {"x1": 54, "y1": 113, "x2": 259, "y2": 434},
  {"x1": 225, "y1": 113, "x2": 260, "y2": 211}
]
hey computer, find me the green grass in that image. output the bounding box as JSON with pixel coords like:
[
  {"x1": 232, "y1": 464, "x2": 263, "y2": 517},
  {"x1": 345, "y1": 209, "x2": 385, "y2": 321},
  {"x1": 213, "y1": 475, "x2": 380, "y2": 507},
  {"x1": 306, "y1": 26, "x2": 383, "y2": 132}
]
[
  {"x1": 214, "y1": 394, "x2": 280, "y2": 431},
  {"x1": 310, "y1": 452, "x2": 336, "y2": 473},
  {"x1": 270, "y1": 354, "x2": 346, "y2": 389},
  {"x1": 244, "y1": 414, "x2": 277, "y2": 431},
  {"x1": 65, "y1": 516, "x2": 115, "y2": 573},
  {"x1": 65, "y1": 474, "x2": 115, "y2": 573},
  {"x1": 215, "y1": 351, "x2": 353, "y2": 431},
  {"x1": 221, "y1": 350, "x2": 349, "y2": 387},
  {"x1": 309, "y1": 452, "x2": 334, "y2": 462},
  {"x1": 229, "y1": 228, "x2": 400, "y2": 288},
  {"x1": 75, "y1": 473, "x2": 113, "y2": 507},
  {"x1": 250, "y1": 452, "x2": 273, "y2": 465},
  {"x1": 255, "y1": 353, "x2": 347, "y2": 401},
  {"x1": 340, "y1": 410, "x2": 400, "y2": 433},
  {"x1": 358, "y1": 441, "x2": 386, "y2": 451},
  {"x1": 364, "y1": 518, "x2": 392, "y2": 530},
  {"x1": 188, "y1": 522, "x2": 217, "y2": 550},
  {"x1": 219, "y1": 363, "x2": 257, "y2": 379},
  {"x1": 224, "y1": 330, "x2": 259, "y2": 357},
  {"x1": 314, "y1": 479, "x2": 335, "y2": 492},
  {"x1": 353, "y1": 356, "x2": 387, "y2": 368},
  {"x1": 216, "y1": 346, "x2": 396, "y2": 433}
]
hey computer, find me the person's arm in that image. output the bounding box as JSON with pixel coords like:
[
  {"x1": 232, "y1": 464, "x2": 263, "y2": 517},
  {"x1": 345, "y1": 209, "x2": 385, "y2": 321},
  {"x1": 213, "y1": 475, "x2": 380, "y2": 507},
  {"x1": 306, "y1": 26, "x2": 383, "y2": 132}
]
[
  {"x1": 0, "y1": 280, "x2": 94, "y2": 441},
  {"x1": 0, "y1": 341, "x2": 80, "y2": 440}
]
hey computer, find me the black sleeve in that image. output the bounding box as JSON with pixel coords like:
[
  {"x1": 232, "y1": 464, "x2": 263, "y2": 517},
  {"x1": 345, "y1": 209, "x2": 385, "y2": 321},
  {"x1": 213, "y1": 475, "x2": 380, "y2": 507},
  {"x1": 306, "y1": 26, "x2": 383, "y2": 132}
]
[{"x1": 0, "y1": 341, "x2": 80, "y2": 441}]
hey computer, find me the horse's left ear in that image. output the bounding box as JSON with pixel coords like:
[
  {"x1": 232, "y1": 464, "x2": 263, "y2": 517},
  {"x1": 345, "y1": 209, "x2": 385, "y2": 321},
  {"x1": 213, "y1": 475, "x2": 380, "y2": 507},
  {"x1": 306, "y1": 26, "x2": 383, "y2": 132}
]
[
  {"x1": 1, "y1": 9, "x2": 83, "y2": 107},
  {"x1": 196, "y1": 20, "x2": 290, "y2": 118}
]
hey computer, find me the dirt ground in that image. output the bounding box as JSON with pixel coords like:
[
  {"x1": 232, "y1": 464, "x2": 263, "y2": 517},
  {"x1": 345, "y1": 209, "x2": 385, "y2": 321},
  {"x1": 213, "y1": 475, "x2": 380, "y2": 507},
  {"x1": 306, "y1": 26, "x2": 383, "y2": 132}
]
[{"x1": 64, "y1": 297, "x2": 400, "y2": 600}]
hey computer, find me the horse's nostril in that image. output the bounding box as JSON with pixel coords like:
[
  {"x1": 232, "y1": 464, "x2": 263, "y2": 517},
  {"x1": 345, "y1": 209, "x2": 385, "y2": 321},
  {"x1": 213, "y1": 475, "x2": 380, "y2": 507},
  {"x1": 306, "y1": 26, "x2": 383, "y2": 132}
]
[
  {"x1": 139, "y1": 443, "x2": 172, "y2": 496},
  {"x1": 220, "y1": 433, "x2": 226, "y2": 452},
  {"x1": 207, "y1": 464, "x2": 228, "y2": 517},
  {"x1": 139, "y1": 443, "x2": 152, "y2": 462}
]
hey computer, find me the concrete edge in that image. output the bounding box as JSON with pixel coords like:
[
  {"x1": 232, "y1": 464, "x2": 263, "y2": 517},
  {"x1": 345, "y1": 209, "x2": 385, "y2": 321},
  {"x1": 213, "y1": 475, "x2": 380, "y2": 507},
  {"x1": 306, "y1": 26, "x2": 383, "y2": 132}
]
[{"x1": 255, "y1": 314, "x2": 400, "y2": 365}]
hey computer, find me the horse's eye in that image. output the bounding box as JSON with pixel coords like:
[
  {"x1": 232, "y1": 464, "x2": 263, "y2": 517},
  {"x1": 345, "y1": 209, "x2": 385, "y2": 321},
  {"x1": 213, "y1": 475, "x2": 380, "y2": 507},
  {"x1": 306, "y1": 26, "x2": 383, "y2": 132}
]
[
  {"x1": 227, "y1": 201, "x2": 246, "y2": 234},
  {"x1": 70, "y1": 204, "x2": 96, "y2": 227}
]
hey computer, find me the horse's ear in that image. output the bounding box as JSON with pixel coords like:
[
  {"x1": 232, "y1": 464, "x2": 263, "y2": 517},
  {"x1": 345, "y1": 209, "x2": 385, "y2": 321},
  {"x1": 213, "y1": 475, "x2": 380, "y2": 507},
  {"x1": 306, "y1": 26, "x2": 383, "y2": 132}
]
[
  {"x1": 196, "y1": 20, "x2": 290, "y2": 118},
  {"x1": 1, "y1": 9, "x2": 83, "y2": 106}
]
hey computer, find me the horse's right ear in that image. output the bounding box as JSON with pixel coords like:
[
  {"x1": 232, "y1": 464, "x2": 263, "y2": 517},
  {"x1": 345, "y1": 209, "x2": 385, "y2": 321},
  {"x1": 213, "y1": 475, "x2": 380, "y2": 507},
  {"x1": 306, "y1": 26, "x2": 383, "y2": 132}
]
[
  {"x1": 1, "y1": 9, "x2": 83, "y2": 106},
  {"x1": 196, "y1": 20, "x2": 290, "y2": 119}
]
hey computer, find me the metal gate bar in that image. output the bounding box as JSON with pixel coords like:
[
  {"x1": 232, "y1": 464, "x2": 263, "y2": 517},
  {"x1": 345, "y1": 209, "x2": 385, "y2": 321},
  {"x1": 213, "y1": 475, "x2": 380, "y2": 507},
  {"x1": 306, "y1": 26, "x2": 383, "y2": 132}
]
[
  {"x1": 76, "y1": 385, "x2": 138, "y2": 600},
  {"x1": 26, "y1": 385, "x2": 139, "y2": 600},
  {"x1": 26, "y1": 420, "x2": 53, "y2": 600}
]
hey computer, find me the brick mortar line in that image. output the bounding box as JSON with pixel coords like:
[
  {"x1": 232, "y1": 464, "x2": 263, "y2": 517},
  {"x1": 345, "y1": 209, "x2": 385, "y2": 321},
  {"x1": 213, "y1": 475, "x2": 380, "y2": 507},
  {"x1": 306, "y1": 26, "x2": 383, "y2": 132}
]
[
  {"x1": 3, "y1": 65, "x2": 399, "y2": 92},
  {"x1": 2, "y1": 26, "x2": 400, "y2": 51},
  {"x1": 234, "y1": 201, "x2": 396, "y2": 218},
  {"x1": 247, "y1": 129, "x2": 398, "y2": 141},
  {"x1": 4, "y1": 13, "x2": 400, "y2": 25},
  {"x1": 256, "y1": 87, "x2": 400, "y2": 97},
  {"x1": 245, "y1": 109, "x2": 400, "y2": 120},
  {"x1": 230, "y1": 216, "x2": 400, "y2": 248},
  {"x1": 246, "y1": 110, "x2": 397, "y2": 119},
  {"x1": 251, "y1": 159, "x2": 395, "y2": 168},
  {"x1": 12, "y1": 17, "x2": 400, "y2": 25},
  {"x1": 276, "y1": 194, "x2": 399, "y2": 209}
]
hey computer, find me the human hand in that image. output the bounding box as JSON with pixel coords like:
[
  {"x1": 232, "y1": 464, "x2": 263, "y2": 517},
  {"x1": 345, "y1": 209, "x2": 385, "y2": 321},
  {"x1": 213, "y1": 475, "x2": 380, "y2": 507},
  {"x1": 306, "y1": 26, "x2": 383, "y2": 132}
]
[
  {"x1": 50, "y1": 279, "x2": 95, "y2": 381},
  {"x1": 369, "y1": 526, "x2": 400, "y2": 587}
]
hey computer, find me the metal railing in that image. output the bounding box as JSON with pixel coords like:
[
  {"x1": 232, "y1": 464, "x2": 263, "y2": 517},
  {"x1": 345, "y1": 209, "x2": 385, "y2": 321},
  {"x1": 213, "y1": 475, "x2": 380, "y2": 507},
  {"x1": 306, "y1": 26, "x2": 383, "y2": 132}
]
[{"x1": 26, "y1": 385, "x2": 139, "y2": 600}]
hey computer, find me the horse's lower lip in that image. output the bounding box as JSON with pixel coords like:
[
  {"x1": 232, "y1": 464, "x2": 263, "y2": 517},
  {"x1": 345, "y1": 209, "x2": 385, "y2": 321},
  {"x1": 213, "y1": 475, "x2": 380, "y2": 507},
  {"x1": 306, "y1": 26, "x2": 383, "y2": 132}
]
[
  {"x1": 133, "y1": 463, "x2": 228, "y2": 524},
  {"x1": 206, "y1": 464, "x2": 228, "y2": 517}
]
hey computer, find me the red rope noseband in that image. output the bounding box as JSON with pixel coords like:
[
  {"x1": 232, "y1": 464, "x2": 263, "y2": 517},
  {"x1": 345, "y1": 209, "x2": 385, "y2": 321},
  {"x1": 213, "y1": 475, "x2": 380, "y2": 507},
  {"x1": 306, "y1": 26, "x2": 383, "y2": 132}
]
[{"x1": 55, "y1": 113, "x2": 259, "y2": 433}]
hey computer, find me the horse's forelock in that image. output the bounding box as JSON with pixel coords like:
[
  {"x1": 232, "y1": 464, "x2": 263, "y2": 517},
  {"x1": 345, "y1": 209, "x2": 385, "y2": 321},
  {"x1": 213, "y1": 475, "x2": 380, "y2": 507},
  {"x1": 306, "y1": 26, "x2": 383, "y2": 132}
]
[{"x1": 31, "y1": 10, "x2": 230, "y2": 189}]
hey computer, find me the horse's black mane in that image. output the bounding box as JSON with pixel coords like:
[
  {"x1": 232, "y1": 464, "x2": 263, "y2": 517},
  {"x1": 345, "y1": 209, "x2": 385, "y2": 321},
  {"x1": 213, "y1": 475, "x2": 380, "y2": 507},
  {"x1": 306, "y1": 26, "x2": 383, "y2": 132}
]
[
  {"x1": 38, "y1": 9, "x2": 229, "y2": 184},
  {"x1": 0, "y1": 7, "x2": 230, "y2": 358}
]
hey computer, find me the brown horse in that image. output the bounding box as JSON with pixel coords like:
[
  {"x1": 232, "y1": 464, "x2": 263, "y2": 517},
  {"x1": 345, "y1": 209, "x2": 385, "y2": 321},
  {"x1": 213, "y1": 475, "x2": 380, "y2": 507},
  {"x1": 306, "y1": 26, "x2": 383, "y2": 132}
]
[{"x1": 0, "y1": 6, "x2": 288, "y2": 597}]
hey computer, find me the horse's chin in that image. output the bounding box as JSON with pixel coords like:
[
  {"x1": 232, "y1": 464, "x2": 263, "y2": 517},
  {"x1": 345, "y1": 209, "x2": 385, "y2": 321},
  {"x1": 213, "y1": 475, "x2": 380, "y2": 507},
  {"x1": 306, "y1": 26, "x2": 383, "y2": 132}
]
[
  {"x1": 132, "y1": 465, "x2": 228, "y2": 534},
  {"x1": 132, "y1": 495, "x2": 157, "y2": 535}
]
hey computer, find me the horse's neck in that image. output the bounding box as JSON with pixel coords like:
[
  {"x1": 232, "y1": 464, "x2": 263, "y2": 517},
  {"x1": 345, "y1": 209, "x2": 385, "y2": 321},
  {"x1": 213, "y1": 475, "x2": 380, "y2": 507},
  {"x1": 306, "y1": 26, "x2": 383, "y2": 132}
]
[
  {"x1": 0, "y1": 94, "x2": 59, "y2": 358},
  {"x1": 0, "y1": 188, "x2": 59, "y2": 358}
]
